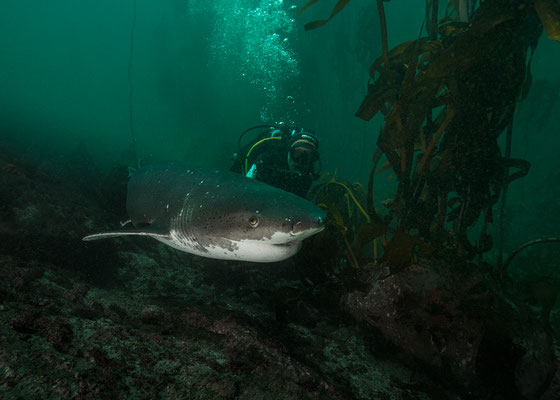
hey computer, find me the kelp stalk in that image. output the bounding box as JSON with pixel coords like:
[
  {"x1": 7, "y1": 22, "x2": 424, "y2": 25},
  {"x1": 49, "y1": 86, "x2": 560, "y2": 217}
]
[
  {"x1": 328, "y1": 179, "x2": 371, "y2": 224},
  {"x1": 535, "y1": 0, "x2": 560, "y2": 41},
  {"x1": 376, "y1": 0, "x2": 389, "y2": 66},
  {"x1": 430, "y1": 0, "x2": 439, "y2": 38},
  {"x1": 415, "y1": 107, "x2": 455, "y2": 175},
  {"x1": 497, "y1": 119, "x2": 513, "y2": 269},
  {"x1": 502, "y1": 238, "x2": 560, "y2": 276},
  {"x1": 367, "y1": 149, "x2": 382, "y2": 219}
]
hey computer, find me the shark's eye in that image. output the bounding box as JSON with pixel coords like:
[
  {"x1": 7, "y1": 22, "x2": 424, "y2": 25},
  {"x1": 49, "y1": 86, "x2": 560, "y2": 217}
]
[{"x1": 248, "y1": 216, "x2": 260, "y2": 228}]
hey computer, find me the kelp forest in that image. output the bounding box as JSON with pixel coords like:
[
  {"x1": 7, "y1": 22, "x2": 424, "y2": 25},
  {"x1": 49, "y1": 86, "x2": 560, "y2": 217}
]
[
  {"x1": 301, "y1": 0, "x2": 558, "y2": 277},
  {"x1": 292, "y1": 1, "x2": 560, "y2": 396}
]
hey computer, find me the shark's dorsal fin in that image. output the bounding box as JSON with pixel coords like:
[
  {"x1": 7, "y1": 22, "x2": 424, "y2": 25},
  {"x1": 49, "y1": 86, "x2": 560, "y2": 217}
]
[{"x1": 82, "y1": 228, "x2": 170, "y2": 241}]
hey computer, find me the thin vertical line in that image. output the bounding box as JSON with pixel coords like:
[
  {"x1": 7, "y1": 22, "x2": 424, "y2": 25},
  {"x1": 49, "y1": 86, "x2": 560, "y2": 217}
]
[
  {"x1": 497, "y1": 118, "x2": 513, "y2": 269},
  {"x1": 128, "y1": 0, "x2": 138, "y2": 165}
]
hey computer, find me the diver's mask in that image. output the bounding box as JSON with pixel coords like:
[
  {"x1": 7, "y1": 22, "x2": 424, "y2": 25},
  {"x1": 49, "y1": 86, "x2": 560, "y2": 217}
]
[
  {"x1": 287, "y1": 131, "x2": 319, "y2": 173},
  {"x1": 288, "y1": 147, "x2": 315, "y2": 170}
]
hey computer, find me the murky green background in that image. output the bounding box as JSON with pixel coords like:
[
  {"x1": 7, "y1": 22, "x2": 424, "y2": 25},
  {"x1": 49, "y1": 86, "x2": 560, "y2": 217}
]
[{"x1": 1, "y1": 0, "x2": 559, "y2": 258}]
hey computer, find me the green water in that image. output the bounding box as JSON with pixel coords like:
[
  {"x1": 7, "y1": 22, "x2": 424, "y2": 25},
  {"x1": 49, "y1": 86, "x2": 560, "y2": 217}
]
[
  {"x1": 1, "y1": 0, "x2": 559, "y2": 267},
  {"x1": 1, "y1": 1, "x2": 560, "y2": 398},
  {"x1": 0, "y1": 0, "x2": 375, "y2": 176}
]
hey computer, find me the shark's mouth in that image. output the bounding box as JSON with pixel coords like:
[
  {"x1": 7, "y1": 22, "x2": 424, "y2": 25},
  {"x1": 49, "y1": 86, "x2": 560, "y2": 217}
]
[
  {"x1": 218, "y1": 237, "x2": 304, "y2": 262},
  {"x1": 274, "y1": 240, "x2": 301, "y2": 248}
]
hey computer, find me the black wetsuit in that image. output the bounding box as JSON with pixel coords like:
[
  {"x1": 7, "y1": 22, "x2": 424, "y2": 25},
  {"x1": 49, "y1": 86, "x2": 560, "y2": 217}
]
[{"x1": 250, "y1": 150, "x2": 314, "y2": 198}]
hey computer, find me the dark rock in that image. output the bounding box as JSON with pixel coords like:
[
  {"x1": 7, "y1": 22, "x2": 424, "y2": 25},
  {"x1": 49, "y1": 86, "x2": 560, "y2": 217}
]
[
  {"x1": 106, "y1": 303, "x2": 128, "y2": 321},
  {"x1": 11, "y1": 309, "x2": 42, "y2": 334},
  {"x1": 65, "y1": 284, "x2": 89, "y2": 303},
  {"x1": 140, "y1": 304, "x2": 164, "y2": 324},
  {"x1": 541, "y1": 362, "x2": 560, "y2": 400},
  {"x1": 515, "y1": 330, "x2": 556, "y2": 399},
  {"x1": 341, "y1": 261, "x2": 485, "y2": 382},
  {"x1": 72, "y1": 303, "x2": 102, "y2": 320},
  {"x1": 43, "y1": 317, "x2": 73, "y2": 353},
  {"x1": 180, "y1": 308, "x2": 212, "y2": 329},
  {"x1": 273, "y1": 286, "x2": 321, "y2": 325}
]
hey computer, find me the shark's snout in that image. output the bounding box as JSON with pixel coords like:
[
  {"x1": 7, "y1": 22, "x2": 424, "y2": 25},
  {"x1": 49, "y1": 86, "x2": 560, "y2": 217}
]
[
  {"x1": 290, "y1": 209, "x2": 327, "y2": 236},
  {"x1": 316, "y1": 210, "x2": 326, "y2": 225}
]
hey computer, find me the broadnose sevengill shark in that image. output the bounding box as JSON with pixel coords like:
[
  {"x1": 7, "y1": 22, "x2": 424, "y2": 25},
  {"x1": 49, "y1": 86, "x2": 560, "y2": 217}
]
[{"x1": 83, "y1": 163, "x2": 326, "y2": 262}]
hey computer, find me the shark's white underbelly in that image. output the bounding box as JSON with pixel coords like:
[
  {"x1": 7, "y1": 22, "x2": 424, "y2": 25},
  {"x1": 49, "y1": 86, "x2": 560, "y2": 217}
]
[{"x1": 156, "y1": 230, "x2": 301, "y2": 262}]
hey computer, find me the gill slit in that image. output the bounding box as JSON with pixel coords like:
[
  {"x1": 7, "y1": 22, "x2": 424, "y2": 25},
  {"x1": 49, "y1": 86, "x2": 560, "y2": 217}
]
[{"x1": 178, "y1": 194, "x2": 203, "y2": 251}]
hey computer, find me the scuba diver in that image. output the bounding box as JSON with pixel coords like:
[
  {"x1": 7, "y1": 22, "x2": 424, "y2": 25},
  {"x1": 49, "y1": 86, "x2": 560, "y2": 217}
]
[{"x1": 231, "y1": 124, "x2": 321, "y2": 198}]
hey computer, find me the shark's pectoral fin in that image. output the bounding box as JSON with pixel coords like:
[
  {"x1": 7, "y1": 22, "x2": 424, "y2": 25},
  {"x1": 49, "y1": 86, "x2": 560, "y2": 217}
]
[{"x1": 82, "y1": 229, "x2": 170, "y2": 241}]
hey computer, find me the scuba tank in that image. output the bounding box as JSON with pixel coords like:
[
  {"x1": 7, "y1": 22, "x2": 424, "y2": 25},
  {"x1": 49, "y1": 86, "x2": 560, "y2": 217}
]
[{"x1": 231, "y1": 124, "x2": 292, "y2": 175}]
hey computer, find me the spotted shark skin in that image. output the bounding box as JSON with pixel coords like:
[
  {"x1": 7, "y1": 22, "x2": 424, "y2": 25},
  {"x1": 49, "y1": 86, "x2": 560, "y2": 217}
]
[{"x1": 83, "y1": 163, "x2": 326, "y2": 262}]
